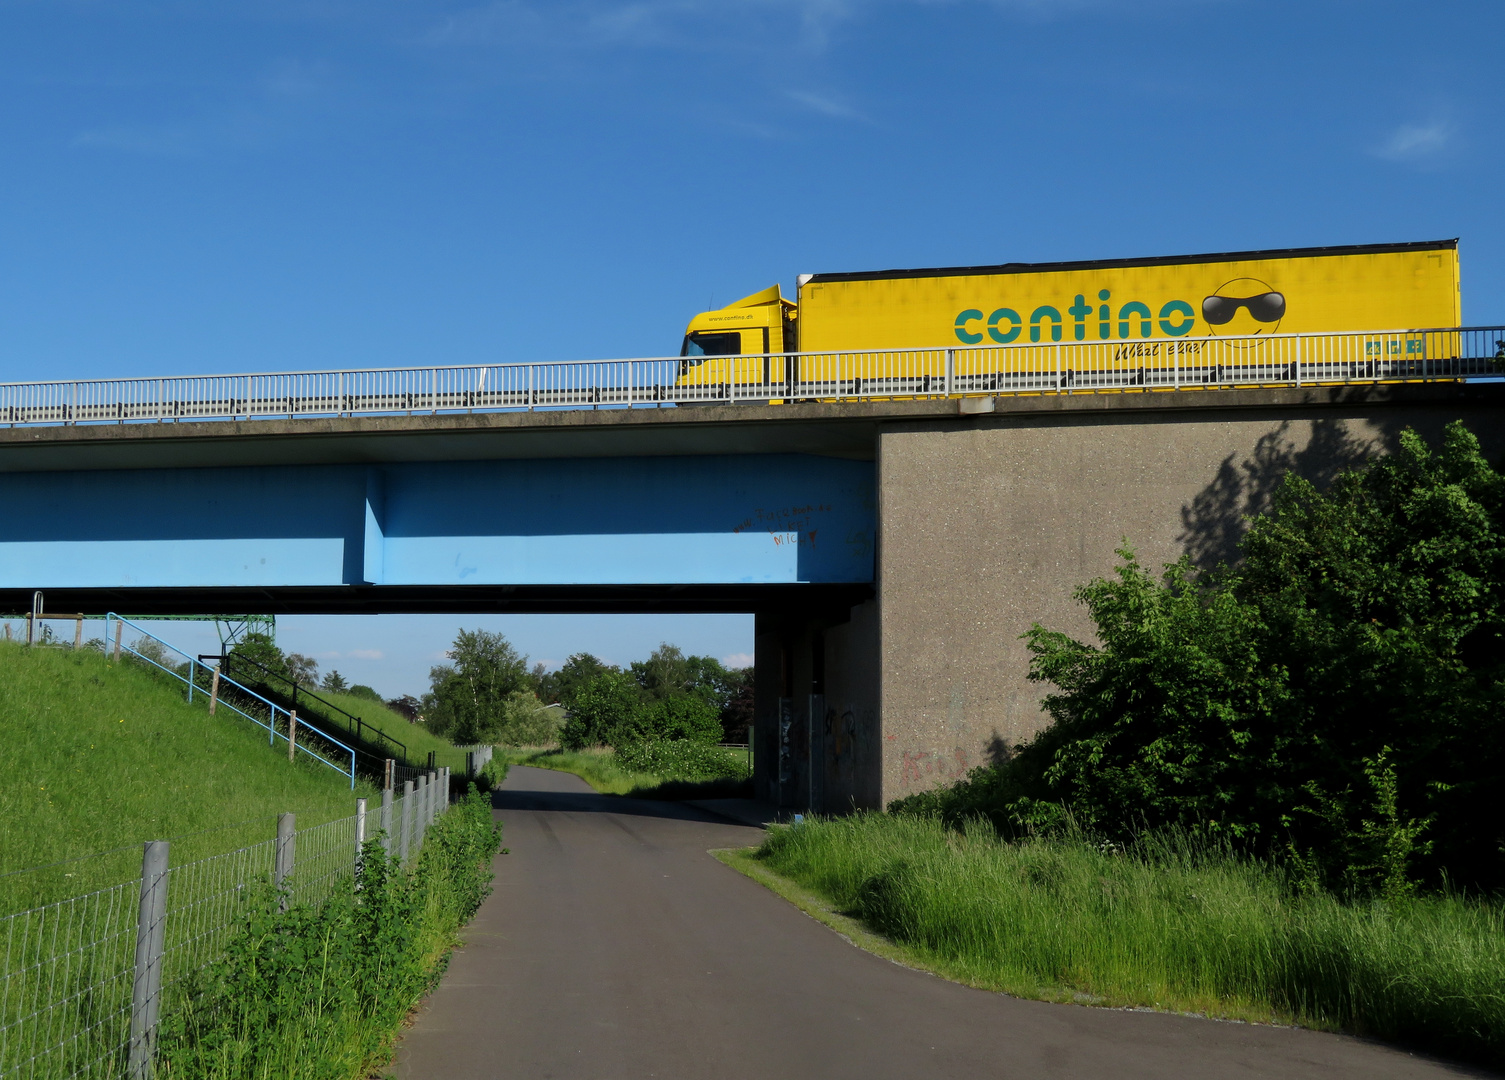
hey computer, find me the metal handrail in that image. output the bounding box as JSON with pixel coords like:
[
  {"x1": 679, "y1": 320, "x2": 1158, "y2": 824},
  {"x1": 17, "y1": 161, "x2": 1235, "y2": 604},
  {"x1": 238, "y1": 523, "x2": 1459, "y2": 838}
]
[
  {"x1": 220, "y1": 652, "x2": 409, "y2": 763},
  {"x1": 1, "y1": 326, "x2": 1500, "y2": 427},
  {"x1": 106, "y1": 614, "x2": 357, "y2": 788}
]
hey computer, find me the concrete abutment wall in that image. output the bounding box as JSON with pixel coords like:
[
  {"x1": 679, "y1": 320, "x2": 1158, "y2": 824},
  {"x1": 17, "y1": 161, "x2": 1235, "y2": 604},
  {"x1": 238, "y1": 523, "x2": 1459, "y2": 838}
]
[
  {"x1": 748, "y1": 391, "x2": 1503, "y2": 813},
  {"x1": 872, "y1": 398, "x2": 1504, "y2": 810}
]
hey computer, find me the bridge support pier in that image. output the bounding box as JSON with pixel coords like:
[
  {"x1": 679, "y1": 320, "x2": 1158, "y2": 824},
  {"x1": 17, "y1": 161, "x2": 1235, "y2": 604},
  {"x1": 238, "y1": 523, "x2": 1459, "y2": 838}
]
[{"x1": 753, "y1": 597, "x2": 880, "y2": 812}]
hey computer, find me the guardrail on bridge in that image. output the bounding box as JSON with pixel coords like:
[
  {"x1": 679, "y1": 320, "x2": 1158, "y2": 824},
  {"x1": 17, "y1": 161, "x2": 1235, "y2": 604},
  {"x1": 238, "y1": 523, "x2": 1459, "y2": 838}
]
[{"x1": 2, "y1": 326, "x2": 1501, "y2": 426}]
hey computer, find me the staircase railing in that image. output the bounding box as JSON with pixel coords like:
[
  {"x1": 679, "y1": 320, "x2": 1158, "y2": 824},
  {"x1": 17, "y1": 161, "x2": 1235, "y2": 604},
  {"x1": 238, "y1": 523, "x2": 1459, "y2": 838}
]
[{"x1": 220, "y1": 652, "x2": 409, "y2": 764}]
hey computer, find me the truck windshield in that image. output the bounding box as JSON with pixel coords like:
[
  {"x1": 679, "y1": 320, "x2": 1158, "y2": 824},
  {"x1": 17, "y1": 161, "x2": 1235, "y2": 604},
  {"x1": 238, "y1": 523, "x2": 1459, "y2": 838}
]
[{"x1": 680, "y1": 331, "x2": 742, "y2": 360}]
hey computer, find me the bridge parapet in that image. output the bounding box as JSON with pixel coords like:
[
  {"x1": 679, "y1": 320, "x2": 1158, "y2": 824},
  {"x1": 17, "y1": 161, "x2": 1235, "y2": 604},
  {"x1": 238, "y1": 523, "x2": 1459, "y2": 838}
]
[{"x1": 2, "y1": 326, "x2": 1500, "y2": 427}]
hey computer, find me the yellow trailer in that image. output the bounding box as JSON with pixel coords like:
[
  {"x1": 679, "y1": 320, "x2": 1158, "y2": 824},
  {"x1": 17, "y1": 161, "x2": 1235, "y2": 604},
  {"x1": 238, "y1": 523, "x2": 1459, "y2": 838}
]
[{"x1": 677, "y1": 240, "x2": 1461, "y2": 395}]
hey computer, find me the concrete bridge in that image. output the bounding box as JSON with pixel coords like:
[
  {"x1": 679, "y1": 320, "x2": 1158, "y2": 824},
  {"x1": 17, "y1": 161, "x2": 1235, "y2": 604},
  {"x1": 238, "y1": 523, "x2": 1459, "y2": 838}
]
[{"x1": 2, "y1": 383, "x2": 1500, "y2": 810}]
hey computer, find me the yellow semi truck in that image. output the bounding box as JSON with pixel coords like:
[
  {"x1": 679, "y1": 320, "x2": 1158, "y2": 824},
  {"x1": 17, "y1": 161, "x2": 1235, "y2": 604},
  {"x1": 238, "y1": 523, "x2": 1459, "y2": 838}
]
[{"x1": 677, "y1": 240, "x2": 1461, "y2": 396}]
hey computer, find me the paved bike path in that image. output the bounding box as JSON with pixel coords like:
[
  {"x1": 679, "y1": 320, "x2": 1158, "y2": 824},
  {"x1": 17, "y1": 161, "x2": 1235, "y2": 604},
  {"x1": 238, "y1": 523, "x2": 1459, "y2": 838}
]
[{"x1": 392, "y1": 766, "x2": 1485, "y2": 1080}]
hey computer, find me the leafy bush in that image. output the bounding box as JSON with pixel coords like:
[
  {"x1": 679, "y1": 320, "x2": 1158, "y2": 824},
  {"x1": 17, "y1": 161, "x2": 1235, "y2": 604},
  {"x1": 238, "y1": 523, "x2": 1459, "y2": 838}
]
[
  {"x1": 614, "y1": 694, "x2": 723, "y2": 747},
  {"x1": 494, "y1": 690, "x2": 561, "y2": 746},
  {"x1": 615, "y1": 738, "x2": 750, "y2": 780},
  {"x1": 892, "y1": 421, "x2": 1505, "y2": 894},
  {"x1": 159, "y1": 788, "x2": 501, "y2": 1079}
]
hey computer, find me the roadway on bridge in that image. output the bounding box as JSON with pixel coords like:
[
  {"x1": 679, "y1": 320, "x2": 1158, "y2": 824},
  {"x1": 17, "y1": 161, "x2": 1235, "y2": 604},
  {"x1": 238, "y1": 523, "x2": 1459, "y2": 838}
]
[{"x1": 392, "y1": 766, "x2": 1474, "y2": 1080}]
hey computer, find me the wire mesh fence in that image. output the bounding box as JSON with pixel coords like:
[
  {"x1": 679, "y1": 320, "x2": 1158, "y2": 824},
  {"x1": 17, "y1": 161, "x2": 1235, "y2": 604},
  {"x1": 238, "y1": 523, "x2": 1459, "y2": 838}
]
[{"x1": 0, "y1": 770, "x2": 454, "y2": 1080}]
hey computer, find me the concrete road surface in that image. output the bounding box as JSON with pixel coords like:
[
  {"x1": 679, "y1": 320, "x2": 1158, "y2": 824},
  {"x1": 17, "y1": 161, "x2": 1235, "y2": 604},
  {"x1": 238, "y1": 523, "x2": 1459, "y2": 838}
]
[{"x1": 392, "y1": 766, "x2": 1487, "y2": 1080}]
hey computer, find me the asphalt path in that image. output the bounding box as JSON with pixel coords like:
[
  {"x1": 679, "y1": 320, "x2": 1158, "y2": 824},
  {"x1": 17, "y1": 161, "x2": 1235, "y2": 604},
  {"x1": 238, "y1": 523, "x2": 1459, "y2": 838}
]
[{"x1": 392, "y1": 765, "x2": 1487, "y2": 1080}]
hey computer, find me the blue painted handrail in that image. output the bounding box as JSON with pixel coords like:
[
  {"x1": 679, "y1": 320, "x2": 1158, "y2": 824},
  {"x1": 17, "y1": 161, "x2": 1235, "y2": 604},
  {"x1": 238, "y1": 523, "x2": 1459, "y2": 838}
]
[{"x1": 105, "y1": 614, "x2": 358, "y2": 788}]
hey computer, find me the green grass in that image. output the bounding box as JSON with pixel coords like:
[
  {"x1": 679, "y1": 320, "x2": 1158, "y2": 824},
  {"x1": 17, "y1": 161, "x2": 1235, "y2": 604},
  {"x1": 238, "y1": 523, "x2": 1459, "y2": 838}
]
[
  {"x1": 290, "y1": 690, "x2": 468, "y2": 772},
  {"x1": 500, "y1": 744, "x2": 751, "y2": 799},
  {"x1": 0, "y1": 642, "x2": 379, "y2": 912},
  {"x1": 747, "y1": 813, "x2": 1505, "y2": 1070},
  {"x1": 500, "y1": 746, "x2": 650, "y2": 794}
]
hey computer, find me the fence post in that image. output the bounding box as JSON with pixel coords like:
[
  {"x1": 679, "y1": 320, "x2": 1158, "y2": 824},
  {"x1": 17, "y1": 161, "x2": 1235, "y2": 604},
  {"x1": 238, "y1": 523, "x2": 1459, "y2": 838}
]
[
  {"x1": 74, "y1": 615, "x2": 83, "y2": 650},
  {"x1": 208, "y1": 667, "x2": 220, "y2": 716},
  {"x1": 287, "y1": 710, "x2": 298, "y2": 763},
  {"x1": 128, "y1": 840, "x2": 169, "y2": 1080},
  {"x1": 275, "y1": 812, "x2": 295, "y2": 909},
  {"x1": 383, "y1": 758, "x2": 394, "y2": 792},
  {"x1": 416, "y1": 774, "x2": 429, "y2": 848},
  {"x1": 466, "y1": 750, "x2": 475, "y2": 779},
  {"x1": 355, "y1": 797, "x2": 367, "y2": 880},
  {"x1": 442, "y1": 766, "x2": 450, "y2": 809},
  {"x1": 380, "y1": 787, "x2": 393, "y2": 856},
  {"x1": 113, "y1": 618, "x2": 123, "y2": 662},
  {"x1": 399, "y1": 780, "x2": 414, "y2": 863},
  {"x1": 944, "y1": 348, "x2": 955, "y2": 397}
]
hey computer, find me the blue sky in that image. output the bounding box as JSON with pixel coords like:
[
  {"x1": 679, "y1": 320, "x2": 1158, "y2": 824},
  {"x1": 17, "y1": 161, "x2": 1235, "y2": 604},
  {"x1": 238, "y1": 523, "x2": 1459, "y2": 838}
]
[{"x1": 4, "y1": 0, "x2": 1500, "y2": 697}]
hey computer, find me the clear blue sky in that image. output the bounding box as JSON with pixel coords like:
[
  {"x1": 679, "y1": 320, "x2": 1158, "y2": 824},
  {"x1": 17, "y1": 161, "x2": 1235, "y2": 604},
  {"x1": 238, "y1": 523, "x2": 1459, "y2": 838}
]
[{"x1": 5, "y1": 0, "x2": 1500, "y2": 697}]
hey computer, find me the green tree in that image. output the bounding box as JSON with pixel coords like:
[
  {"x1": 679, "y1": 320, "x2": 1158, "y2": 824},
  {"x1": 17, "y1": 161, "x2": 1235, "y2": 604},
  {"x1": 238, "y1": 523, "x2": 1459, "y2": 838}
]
[
  {"x1": 560, "y1": 669, "x2": 644, "y2": 749},
  {"x1": 495, "y1": 690, "x2": 562, "y2": 746},
  {"x1": 631, "y1": 643, "x2": 691, "y2": 700},
  {"x1": 227, "y1": 631, "x2": 287, "y2": 680},
  {"x1": 284, "y1": 653, "x2": 319, "y2": 687},
  {"x1": 537, "y1": 652, "x2": 609, "y2": 707},
  {"x1": 899, "y1": 422, "x2": 1505, "y2": 893},
  {"x1": 423, "y1": 629, "x2": 531, "y2": 744},
  {"x1": 320, "y1": 670, "x2": 349, "y2": 693}
]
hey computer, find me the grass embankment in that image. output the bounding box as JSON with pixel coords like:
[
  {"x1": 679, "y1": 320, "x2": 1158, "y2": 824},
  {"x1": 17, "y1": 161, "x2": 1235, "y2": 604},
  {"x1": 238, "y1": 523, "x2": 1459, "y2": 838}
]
[
  {"x1": 741, "y1": 813, "x2": 1505, "y2": 1070},
  {"x1": 290, "y1": 690, "x2": 468, "y2": 772},
  {"x1": 0, "y1": 642, "x2": 379, "y2": 912},
  {"x1": 501, "y1": 744, "x2": 752, "y2": 799}
]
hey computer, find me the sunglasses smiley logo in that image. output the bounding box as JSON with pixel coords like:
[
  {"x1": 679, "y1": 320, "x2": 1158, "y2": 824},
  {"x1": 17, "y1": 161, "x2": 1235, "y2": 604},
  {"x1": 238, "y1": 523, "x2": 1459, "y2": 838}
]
[{"x1": 1202, "y1": 277, "x2": 1286, "y2": 336}]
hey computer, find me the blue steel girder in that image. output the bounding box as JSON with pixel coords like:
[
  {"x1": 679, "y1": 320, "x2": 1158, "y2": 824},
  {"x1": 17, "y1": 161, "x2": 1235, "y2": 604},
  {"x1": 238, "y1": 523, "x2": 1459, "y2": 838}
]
[{"x1": 0, "y1": 454, "x2": 875, "y2": 591}]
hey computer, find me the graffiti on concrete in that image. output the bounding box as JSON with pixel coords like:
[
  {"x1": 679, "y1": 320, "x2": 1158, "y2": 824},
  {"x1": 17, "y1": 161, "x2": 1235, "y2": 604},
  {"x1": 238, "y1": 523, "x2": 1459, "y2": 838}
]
[
  {"x1": 899, "y1": 746, "x2": 972, "y2": 789},
  {"x1": 733, "y1": 504, "x2": 833, "y2": 549}
]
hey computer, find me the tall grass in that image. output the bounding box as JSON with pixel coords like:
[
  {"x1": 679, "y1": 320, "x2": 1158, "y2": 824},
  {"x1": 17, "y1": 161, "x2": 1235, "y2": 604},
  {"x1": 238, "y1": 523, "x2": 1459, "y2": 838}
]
[
  {"x1": 501, "y1": 744, "x2": 751, "y2": 799},
  {"x1": 758, "y1": 814, "x2": 1505, "y2": 1068},
  {"x1": 0, "y1": 642, "x2": 378, "y2": 911}
]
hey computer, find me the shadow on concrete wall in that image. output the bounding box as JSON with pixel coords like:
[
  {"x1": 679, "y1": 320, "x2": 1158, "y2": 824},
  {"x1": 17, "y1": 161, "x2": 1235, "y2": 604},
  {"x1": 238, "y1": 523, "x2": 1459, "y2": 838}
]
[{"x1": 1178, "y1": 418, "x2": 1379, "y2": 570}]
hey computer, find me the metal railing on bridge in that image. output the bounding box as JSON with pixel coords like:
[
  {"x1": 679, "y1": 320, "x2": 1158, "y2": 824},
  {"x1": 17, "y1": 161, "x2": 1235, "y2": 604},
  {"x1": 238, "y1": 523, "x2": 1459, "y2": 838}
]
[{"x1": 2, "y1": 326, "x2": 1501, "y2": 427}]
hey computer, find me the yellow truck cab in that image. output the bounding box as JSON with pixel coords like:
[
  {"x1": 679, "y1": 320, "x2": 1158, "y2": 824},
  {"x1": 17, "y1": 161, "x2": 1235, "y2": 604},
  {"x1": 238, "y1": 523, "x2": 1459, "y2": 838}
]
[{"x1": 678, "y1": 285, "x2": 798, "y2": 395}]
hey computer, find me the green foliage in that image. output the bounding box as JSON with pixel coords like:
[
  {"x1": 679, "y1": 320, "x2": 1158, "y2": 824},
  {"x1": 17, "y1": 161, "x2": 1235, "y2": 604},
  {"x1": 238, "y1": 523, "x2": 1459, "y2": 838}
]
[
  {"x1": 346, "y1": 684, "x2": 382, "y2": 703},
  {"x1": 535, "y1": 652, "x2": 608, "y2": 707},
  {"x1": 494, "y1": 690, "x2": 562, "y2": 746},
  {"x1": 617, "y1": 694, "x2": 724, "y2": 746},
  {"x1": 757, "y1": 814, "x2": 1505, "y2": 1071},
  {"x1": 559, "y1": 669, "x2": 644, "y2": 749},
  {"x1": 320, "y1": 670, "x2": 349, "y2": 693},
  {"x1": 472, "y1": 756, "x2": 510, "y2": 792},
  {"x1": 284, "y1": 653, "x2": 319, "y2": 687},
  {"x1": 158, "y1": 789, "x2": 501, "y2": 1080},
  {"x1": 559, "y1": 666, "x2": 723, "y2": 750},
  {"x1": 893, "y1": 421, "x2": 1505, "y2": 894},
  {"x1": 227, "y1": 632, "x2": 287, "y2": 681},
  {"x1": 503, "y1": 744, "x2": 750, "y2": 798},
  {"x1": 614, "y1": 738, "x2": 751, "y2": 780},
  {"x1": 423, "y1": 629, "x2": 532, "y2": 743},
  {"x1": 631, "y1": 642, "x2": 693, "y2": 700}
]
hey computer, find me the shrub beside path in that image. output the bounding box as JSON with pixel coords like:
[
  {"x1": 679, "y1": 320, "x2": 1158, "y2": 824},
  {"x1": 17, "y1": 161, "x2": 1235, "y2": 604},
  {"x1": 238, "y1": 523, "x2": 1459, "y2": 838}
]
[{"x1": 392, "y1": 767, "x2": 1487, "y2": 1080}]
